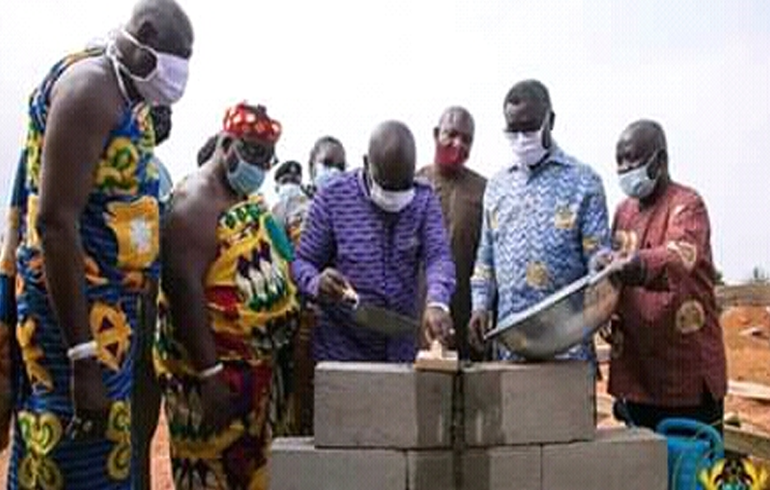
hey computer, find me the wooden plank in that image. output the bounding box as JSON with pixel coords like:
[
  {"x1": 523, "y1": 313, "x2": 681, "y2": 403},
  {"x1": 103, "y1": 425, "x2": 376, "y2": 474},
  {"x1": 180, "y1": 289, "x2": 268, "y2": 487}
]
[
  {"x1": 414, "y1": 341, "x2": 459, "y2": 373},
  {"x1": 729, "y1": 380, "x2": 770, "y2": 402},
  {"x1": 724, "y1": 425, "x2": 770, "y2": 460},
  {"x1": 716, "y1": 285, "x2": 770, "y2": 309}
]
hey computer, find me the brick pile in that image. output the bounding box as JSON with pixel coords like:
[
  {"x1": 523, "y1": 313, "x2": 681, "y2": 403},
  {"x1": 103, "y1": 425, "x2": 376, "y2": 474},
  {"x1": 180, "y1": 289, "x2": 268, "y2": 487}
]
[{"x1": 271, "y1": 361, "x2": 668, "y2": 489}]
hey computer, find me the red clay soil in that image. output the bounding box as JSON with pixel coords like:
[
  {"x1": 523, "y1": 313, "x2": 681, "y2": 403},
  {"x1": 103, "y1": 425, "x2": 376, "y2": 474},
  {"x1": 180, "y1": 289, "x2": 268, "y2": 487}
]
[{"x1": 1, "y1": 306, "x2": 769, "y2": 487}]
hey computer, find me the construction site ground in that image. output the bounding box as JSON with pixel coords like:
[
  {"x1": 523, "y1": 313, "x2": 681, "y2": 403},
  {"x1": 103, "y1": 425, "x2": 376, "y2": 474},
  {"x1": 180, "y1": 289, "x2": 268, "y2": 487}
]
[{"x1": 0, "y1": 305, "x2": 768, "y2": 488}]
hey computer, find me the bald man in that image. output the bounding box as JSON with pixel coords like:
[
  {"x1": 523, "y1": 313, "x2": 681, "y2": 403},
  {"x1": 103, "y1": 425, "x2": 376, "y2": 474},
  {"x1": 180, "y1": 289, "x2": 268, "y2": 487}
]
[
  {"x1": 417, "y1": 107, "x2": 486, "y2": 360},
  {"x1": 292, "y1": 121, "x2": 456, "y2": 362},
  {"x1": 3, "y1": 1, "x2": 193, "y2": 488},
  {"x1": 602, "y1": 120, "x2": 727, "y2": 433}
]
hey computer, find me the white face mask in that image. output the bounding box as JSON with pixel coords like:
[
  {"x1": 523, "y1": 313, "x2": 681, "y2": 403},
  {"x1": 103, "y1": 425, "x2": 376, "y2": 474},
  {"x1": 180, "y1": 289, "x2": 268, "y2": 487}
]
[
  {"x1": 111, "y1": 29, "x2": 190, "y2": 106},
  {"x1": 619, "y1": 155, "x2": 659, "y2": 199},
  {"x1": 369, "y1": 174, "x2": 415, "y2": 213},
  {"x1": 505, "y1": 120, "x2": 549, "y2": 168},
  {"x1": 314, "y1": 165, "x2": 342, "y2": 189},
  {"x1": 277, "y1": 182, "x2": 303, "y2": 202}
]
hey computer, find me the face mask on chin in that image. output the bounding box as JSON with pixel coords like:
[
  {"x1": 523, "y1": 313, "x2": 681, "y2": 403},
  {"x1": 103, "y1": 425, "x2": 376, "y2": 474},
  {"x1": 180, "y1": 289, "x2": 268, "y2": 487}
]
[
  {"x1": 225, "y1": 145, "x2": 266, "y2": 197},
  {"x1": 368, "y1": 172, "x2": 415, "y2": 213},
  {"x1": 108, "y1": 29, "x2": 190, "y2": 106}
]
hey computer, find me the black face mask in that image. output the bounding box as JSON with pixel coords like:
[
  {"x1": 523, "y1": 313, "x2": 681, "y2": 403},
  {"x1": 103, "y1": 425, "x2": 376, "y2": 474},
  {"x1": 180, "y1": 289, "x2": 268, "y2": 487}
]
[{"x1": 150, "y1": 105, "x2": 172, "y2": 144}]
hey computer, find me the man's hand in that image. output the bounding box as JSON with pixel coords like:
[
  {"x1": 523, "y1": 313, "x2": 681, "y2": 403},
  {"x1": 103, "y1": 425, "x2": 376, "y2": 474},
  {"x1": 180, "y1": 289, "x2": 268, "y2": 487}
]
[
  {"x1": 67, "y1": 359, "x2": 111, "y2": 441},
  {"x1": 317, "y1": 268, "x2": 351, "y2": 304},
  {"x1": 199, "y1": 373, "x2": 238, "y2": 436},
  {"x1": 422, "y1": 306, "x2": 453, "y2": 346},
  {"x1": 468, "y1": 310, "x2": 491, "y2": 352},
  {"x1": 588, "y1": 249, "x2": 614, "y2": 274},
  {"x1": 599, "y1": 251, "x2": 645, "y2": 286}
]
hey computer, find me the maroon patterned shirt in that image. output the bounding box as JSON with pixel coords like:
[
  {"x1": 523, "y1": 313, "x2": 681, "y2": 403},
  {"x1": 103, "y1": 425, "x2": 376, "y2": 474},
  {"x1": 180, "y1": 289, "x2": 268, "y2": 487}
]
[{"x1": 608, "y1": 181, "x2": 727, "y2": 407}]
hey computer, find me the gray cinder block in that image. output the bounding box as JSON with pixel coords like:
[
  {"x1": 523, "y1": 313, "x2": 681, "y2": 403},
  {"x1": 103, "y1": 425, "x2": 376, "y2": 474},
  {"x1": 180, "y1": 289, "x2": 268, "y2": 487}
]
[
  {"x1": 269, "y1": 437, "x2": 406, "y2": 490},
  {"x1": 541, "y1": 428, "x2": 668, "y2": 490},
  {"x1": 463, "y1": 361, "x2": 595, "y2": 446},
  {"x1": 314, "y1": 362, "x2": 454, "y2": 449},
  {"x1": 408, "y1": 451, "x2": 456, "y2": 490},
  {"x1": 462, "y1": 446, "x2": 542, "y2": 490}
]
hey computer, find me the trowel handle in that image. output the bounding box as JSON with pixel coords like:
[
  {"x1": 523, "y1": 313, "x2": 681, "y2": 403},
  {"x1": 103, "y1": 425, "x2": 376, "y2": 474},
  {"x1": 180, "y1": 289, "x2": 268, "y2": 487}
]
[{"x1": 587, "y1": 263, "x2": 616, "y2": 286}]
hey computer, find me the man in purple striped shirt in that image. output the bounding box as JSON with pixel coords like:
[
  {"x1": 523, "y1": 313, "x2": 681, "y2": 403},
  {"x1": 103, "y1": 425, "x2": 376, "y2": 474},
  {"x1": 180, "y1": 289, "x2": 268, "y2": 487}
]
[{"x1": 292, "y1": 121, "x2": 456, "y2": 362}]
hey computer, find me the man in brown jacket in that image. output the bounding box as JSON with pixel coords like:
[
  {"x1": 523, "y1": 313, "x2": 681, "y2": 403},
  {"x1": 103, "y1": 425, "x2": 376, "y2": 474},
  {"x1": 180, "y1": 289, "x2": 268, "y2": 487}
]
[
  {"x1": 603, "y1": 120, "x2": 727, "y2": 432},
  {"x1": 417, "y1": 107, "x2": 486, "y2": 360}
]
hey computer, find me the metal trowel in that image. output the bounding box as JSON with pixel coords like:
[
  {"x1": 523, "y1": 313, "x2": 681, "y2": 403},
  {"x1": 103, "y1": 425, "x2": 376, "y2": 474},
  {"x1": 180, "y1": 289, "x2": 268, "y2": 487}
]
[{"x1": 342, "y1": 286, "x2": 419, "y2": 337}]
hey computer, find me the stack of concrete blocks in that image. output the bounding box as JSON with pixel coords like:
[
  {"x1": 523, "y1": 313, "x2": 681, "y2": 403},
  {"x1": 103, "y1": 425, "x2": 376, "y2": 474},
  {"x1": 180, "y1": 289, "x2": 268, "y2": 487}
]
[
  {"x1": 271, "y1": 362, "x2": 456, "y2": 490},
  {"x1": 462, "y1": 362, "x2": 668, "y2": 490},
  {"x1": 271, "y1": 361, "x2": 669, "y2": 490}
]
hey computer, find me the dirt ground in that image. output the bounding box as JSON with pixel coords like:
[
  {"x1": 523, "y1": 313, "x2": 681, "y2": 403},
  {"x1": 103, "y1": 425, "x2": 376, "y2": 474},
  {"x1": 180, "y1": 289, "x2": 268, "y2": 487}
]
[{"x1": 0, "y1": 305, "x2": 768, "y2": 488}]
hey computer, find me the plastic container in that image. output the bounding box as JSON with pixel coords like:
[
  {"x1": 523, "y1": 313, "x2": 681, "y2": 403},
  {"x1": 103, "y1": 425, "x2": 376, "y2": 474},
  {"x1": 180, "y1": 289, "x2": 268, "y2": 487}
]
[{"x1": 656, "y1": 418, "x2": 724, "y2": 490}]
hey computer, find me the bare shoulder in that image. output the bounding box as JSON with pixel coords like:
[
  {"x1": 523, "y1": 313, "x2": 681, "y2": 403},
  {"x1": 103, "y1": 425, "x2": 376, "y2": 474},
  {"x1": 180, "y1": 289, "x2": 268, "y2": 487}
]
[
  {"x1": 48, "y1": 56, "x2": 123, "y2": 128},
  {"x1": 163, "y1": 174, "x2": 222, "y2": 252}
]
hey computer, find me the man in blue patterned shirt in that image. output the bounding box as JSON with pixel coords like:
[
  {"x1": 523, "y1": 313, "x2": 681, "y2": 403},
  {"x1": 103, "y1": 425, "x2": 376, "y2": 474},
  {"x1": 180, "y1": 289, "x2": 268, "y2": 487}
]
[{"x1": 468, "y1": 80, "x2": 611, "y2": 362}]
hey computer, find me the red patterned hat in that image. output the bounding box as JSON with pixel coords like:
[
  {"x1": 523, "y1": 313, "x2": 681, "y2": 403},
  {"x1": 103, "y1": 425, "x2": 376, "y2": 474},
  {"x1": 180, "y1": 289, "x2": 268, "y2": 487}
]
[{"x1": 222, "y1": 102, "x2": 282, "y2": 143}]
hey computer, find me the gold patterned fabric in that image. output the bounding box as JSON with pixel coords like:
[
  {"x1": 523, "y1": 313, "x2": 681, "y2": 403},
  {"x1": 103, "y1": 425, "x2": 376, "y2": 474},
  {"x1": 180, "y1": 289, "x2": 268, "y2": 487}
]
[
  {"x1": 7, "y1": 48, "x2": 159, "y2": 489},
  {"x1": 155, "y1": 195, "x2": 299, "y2": 489}
]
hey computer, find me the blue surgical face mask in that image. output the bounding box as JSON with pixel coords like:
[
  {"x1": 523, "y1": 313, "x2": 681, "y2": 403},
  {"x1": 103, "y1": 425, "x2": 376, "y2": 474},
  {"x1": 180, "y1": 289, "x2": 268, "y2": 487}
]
[
  {"x1": 314, "y1": 165, "x2": 342, "y2": 189},
  {"x1": 226, "y1": 145, "x2": 266, "y2": 196},
  {"x1": 619, "y1": 154, "x2": 659, "y2": 199}
]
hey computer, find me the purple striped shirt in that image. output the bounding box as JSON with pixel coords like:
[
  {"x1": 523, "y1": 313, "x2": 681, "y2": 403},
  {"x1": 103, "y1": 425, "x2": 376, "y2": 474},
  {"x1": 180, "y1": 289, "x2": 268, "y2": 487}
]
[{"x1": 291, "y1": 170, "x2": 456, "y2": 362}]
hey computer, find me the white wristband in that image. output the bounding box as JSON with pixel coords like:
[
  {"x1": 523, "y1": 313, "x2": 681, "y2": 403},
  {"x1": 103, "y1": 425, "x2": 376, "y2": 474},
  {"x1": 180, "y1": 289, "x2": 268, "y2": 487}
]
[
  {"x1": 198, "y1": 363, "x2": 224, "y2": 380},
  {"x1": 67, "y1": 341, "x2": 98, "y2": 362}
]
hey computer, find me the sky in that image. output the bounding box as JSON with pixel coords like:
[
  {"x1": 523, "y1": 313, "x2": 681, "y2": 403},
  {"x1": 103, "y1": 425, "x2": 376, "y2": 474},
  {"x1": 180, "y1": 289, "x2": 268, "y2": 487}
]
[{"x1": 0, "y1": 0, "x2": 768, "y2": 283}]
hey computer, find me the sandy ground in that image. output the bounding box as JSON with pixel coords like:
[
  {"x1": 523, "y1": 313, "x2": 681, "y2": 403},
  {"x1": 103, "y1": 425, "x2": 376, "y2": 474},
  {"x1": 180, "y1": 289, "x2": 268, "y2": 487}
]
[{"x1": 0, "y1": 305, "x2": 768, "y2": 488}]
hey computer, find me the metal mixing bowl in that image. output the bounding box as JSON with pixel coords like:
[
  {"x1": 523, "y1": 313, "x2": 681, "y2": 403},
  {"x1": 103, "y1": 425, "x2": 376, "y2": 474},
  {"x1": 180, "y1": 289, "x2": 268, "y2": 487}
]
[{"x1": 484, "y1": 266, "x2": 620, "y2": 360}]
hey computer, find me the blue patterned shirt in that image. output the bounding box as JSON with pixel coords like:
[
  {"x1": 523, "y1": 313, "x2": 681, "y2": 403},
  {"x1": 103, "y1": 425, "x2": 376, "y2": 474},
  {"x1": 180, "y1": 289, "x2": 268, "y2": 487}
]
[{"x1": 470, "y1": 146, "x2": 611, "y2": 361}]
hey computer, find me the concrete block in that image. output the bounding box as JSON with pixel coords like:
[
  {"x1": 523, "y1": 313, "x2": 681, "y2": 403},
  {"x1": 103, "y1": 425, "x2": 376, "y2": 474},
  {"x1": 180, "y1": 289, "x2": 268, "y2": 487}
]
[
  {"x1": 542, "y1": 427, "x2": 668, "y2": 490},
  {"x1": 463, "y1": 361, "x2": 595, "y2": 446},
  {"x1": 408, "y1": 451, "x2": 456, "y2": 490},
  {"x1": 269, "y1": 437, "x2": 406, "y2": 490},
  {"x1": 462, "y1": 446, "x2": 541, "y2": 490},
  {"x1": 314, "y1": 362, "x2": 453, "y2": 448}
]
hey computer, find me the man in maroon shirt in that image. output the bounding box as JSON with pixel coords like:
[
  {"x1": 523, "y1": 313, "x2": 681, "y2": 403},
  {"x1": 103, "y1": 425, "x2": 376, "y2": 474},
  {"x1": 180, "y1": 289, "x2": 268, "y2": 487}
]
[{"x1": 603, "y1": 120, "x2": 727, "y2": 432}]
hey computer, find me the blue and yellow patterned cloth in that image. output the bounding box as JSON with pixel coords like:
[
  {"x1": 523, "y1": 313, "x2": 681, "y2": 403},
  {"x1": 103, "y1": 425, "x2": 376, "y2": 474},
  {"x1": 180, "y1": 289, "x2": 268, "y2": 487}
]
[
  {"x1": 4, "y1": 47, "x2": 159, "y2": 490},
  {"x1": 470, "y1": 146, "x2": 611, "y2": 361}
]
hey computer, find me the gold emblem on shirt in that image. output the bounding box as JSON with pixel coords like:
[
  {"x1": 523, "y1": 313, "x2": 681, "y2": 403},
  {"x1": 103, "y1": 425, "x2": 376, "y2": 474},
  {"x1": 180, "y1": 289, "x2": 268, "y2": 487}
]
[
  {"x1": 666, "y1": 241, "x2": 698, "y2": 271},
  {"x1": 582, "y1": 236, "x2": 600, "y2": 254},
  {"x1": 526, "y1": 262, "x2": 550, "y2": 289},
  {"x1": 676, "y1": 300, "x2": 706, "y2": 334},
  {"x1": 554, "y1": 206, "x2": 577, "y2": 230},
  {"x1": 613, "y1": 230, "x2": 639, "y2": 254}
]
